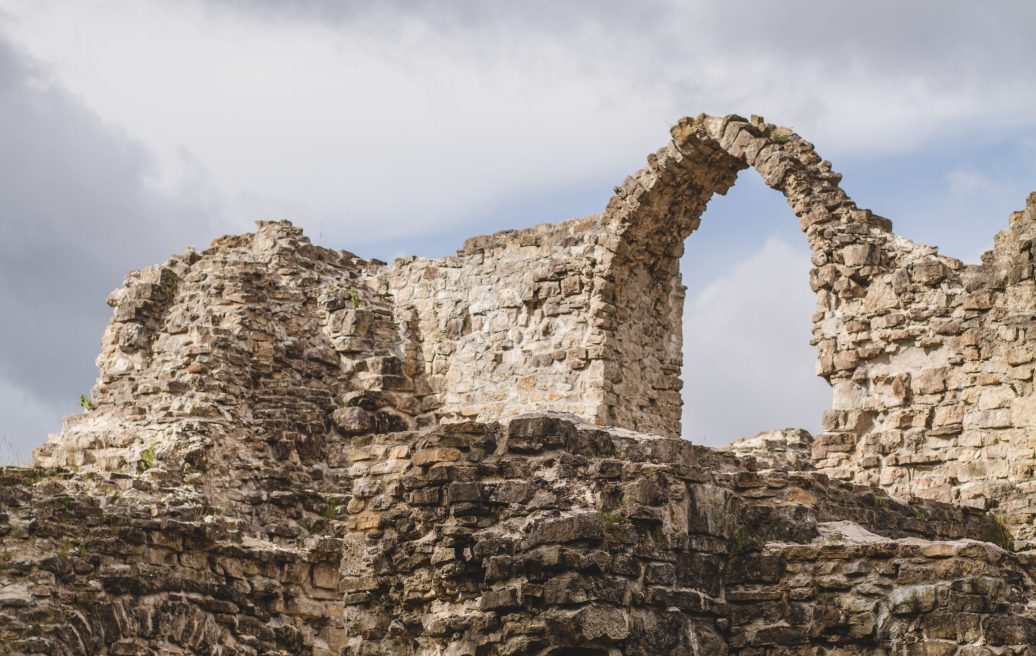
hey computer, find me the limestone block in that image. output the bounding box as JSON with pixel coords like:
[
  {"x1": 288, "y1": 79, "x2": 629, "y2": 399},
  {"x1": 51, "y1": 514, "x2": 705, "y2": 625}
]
[{"x1": 1011, "y1": 395, "x2": 1036, "y2": 427}]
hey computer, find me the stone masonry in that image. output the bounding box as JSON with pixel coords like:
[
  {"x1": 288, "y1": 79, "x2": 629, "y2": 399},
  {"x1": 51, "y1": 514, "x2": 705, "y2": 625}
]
[
  {"x1": 4, "y1": 415, "x2": 1033, "y2": 654},
  {"x1": 3, "y1": 113, "x2": 1036, "y2": 653}
]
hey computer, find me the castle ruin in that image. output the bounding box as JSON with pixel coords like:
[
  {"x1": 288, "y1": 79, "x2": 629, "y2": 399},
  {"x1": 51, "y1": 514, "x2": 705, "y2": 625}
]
[{"x1": 3, "y1": 114, "x2": 1036, "y2": 654}]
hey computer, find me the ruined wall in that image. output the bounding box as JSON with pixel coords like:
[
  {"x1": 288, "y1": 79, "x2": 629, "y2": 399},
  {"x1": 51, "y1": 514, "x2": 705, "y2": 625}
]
[
  {"x1": 33, "y1": 113, "x2": 1036, "y2": 549},
  {"x1": 6, "y1": 416, "x2": 1034, "y2": 655},
  {"x1": 385, "y1": 114, "x2": 1036, "y2": 549},
  {"x1": 388, "y1": 217, "x2": 610, "y2": 429},
  {"x1": 34, "y1": 222, "x2": 424, "y2": 478},
  {"x1": 592, "y1": 117, "x2": 1036, "y2": 549},
  {"x1": 811, "y1": 193, "x2": 1036, "y2": 547},
  {"x1": 386, "y1": 114, "x2": 891, "y2": 439}
]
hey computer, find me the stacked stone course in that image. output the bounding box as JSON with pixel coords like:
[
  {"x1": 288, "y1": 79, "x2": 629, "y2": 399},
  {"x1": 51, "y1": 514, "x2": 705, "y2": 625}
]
[{"x1": 4, "y1": 415, "x2": 1033, "y2": 654}]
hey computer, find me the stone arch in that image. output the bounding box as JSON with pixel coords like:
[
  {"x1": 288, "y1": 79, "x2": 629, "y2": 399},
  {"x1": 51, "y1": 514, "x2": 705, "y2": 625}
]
[{"x1": 591, "y1": 113, "x2": 895, "y2": 438}]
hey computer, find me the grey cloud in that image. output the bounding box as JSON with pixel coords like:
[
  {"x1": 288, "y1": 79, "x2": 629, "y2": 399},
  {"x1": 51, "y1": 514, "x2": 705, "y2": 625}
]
[
  {"x1": 202, "y1": 0, "x2": 663, "y2": 33},
  {"x1": 200, "y1": 0, "x2": 1036, "y2": 152},
  {"x1": 206, "y1": 0, "x2": 1036, "y2": 78},
  {"x1": 0, "y1": 35, "x2": 232, "y2": 459}
]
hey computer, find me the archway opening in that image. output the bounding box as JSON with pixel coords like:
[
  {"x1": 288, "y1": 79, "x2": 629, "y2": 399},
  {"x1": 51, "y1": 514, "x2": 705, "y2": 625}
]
[
  {"x1": 678, "y1": 171, "x2": 829, "y2": 446},
  {"x1": 597, "y1": 115, "x2": 871, "y2": 442}
]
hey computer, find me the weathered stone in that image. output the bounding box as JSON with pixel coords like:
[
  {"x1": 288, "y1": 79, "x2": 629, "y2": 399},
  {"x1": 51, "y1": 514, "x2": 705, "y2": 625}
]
[{"x1": 7, "y1": 115, "x2": 1036, "y2": 655}]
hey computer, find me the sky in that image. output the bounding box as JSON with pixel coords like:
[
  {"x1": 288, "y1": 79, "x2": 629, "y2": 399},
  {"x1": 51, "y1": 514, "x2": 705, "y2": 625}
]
[{"x1": 0, "y1": 1, "x2": 1034, "y2": 462}]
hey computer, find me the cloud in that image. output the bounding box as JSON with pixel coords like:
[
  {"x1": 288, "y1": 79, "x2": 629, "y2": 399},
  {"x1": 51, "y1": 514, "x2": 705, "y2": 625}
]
[
  {"x1": 0, "y1": 0, "x2": 1030, "y2": 462},
  {"x1": 947, "y1": 167, "x2": 1002, "y2": 199},
  {"x1": 1, "y1": 0, "x2": 1033, "y2": 256},
  {"x1": 199, "y1": 0, "x2": 1036, "y2": 148},
  {"x1": 0, "y1": 34, "x2": 235, "y2": 461},
  {"x1": 0, "y1": 378, "x2": 59, "y2": 465},
  {"x1": 681, "y1": 237, "x2": 830, "y2": 446}
]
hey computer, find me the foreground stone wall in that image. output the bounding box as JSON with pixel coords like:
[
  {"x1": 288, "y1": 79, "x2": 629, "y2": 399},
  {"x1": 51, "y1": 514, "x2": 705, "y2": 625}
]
[{"x1": 5, "y1": 416, "x2": 1033, "y2": 655}]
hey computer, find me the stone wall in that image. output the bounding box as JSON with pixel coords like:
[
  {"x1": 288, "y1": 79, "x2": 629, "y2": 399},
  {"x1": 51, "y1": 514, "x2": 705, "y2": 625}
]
[
  {"x1": 5, "y1": 415, "x2": 1033, "y2": 655},
  {"x1": 17, "y1": 111, "x2": 1036, "y2": 652},
  {"x1": 386, "y1": 114, "x2": 893, "y2": 439},
  {"x1": 35, "y1": 222, "x2": 420, "y2": 479},
  {"x1": 33, "y1": 113, "x2": 1036, "y2": 548},
  {"x1": 388, "y1": 217, "x2": 610, "y2": 429},
  {"x1": 810, "y1": 193, "x2": 1036, "y2": 548},
  {"x1": 386, "y1": 115, "x2": 1036, "y2": 549}
]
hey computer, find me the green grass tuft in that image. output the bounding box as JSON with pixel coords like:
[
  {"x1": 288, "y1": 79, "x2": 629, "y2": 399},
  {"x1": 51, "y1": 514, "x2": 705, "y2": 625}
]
[
  {"x1": 139, "y1": 444, "x2": 157, "y2": 471},
  {"x1": 770, "y1": 126, "x2": 794, "y2": 144}
]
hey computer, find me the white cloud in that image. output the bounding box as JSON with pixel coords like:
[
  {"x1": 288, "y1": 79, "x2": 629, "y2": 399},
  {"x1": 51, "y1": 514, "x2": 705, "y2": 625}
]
[
  {"x1": 0, "y1": 33, "x2": 236, "y2": 463},
  {"x1": 681, "y1": 237, "x2": 830, "y2": 446},
  {"x1": 947, "y1": 167, "x2": 1001, "y2": 199},
  {"x1": 0, "y1": 0, "x2": 1033, "y2": 249}
]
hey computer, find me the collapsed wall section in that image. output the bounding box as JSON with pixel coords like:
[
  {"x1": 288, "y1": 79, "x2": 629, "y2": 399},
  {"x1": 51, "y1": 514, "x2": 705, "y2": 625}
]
[{"x1": 32, "y1": 222, "x2": 422, "y2": 479}]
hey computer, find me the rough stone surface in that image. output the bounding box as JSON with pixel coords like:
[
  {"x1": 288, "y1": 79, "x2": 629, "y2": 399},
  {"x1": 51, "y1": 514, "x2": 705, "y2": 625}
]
[
  {"x1": 721, "y1": 429, "x2": 814, "y2": 472},
  {"x1": 2, "y1": 416, "x2": 1031, "y2": 654},
  {"x1": 8, "y1": 113, "x2": 1036, "y2": 653}
]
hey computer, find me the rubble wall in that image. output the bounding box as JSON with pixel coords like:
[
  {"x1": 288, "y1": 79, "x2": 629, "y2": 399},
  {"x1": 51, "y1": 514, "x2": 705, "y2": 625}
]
[
  {"x1": 387, "y1": 114, "x2": 1036, "y2": 548},
  {"x1": 5, "y1": 416, "x2": 1034, "y2": 655},
  {"x1": 17, "y1": 111, "x2": 1036, "y2": 656},
  {"x1": 34, "y1": 114, "x2": 1036, "y2": 547},
  {"x1": 388, "y1": 217, "x2": 611, "y2": 429}
]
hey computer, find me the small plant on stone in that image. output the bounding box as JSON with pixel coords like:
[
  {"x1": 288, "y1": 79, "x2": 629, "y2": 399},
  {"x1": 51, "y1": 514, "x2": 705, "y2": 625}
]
[
  {"x1": 318, "y1": 283, "x2": 339, "y2": 307},
  {"x1": 871, "y1": 491, "x2": 886, "y2": 509},
  {"x1": 987, "y1": 515, "x2": 1015, "y2": 551},
  {"x1": 349, "y1": 289, "x2": 363, "y2": 309},
  {"x1": 139, "y1": 444, "x2": 157, "y2": 471},
  {"x1": 598, "y1": 510, "x2": 627, "y2": 544},
  {"x1": 325, "y1": 499, "x2": 340, "y2": 520},
  {"x1": 27, "y1": 468, "x2": 47, "y2": 485},
  {"x1": 770, "y1": 126, "x2": 794, "y2": 144},
  {"x1": 79, "y1": 394, "x2": 95, "y2": 412}
]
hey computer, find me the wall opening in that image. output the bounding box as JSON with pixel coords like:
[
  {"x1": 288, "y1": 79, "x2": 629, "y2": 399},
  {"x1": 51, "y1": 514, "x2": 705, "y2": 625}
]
[{"x1": 678, "y1": 171, "x2": 830, "y2": 447}]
